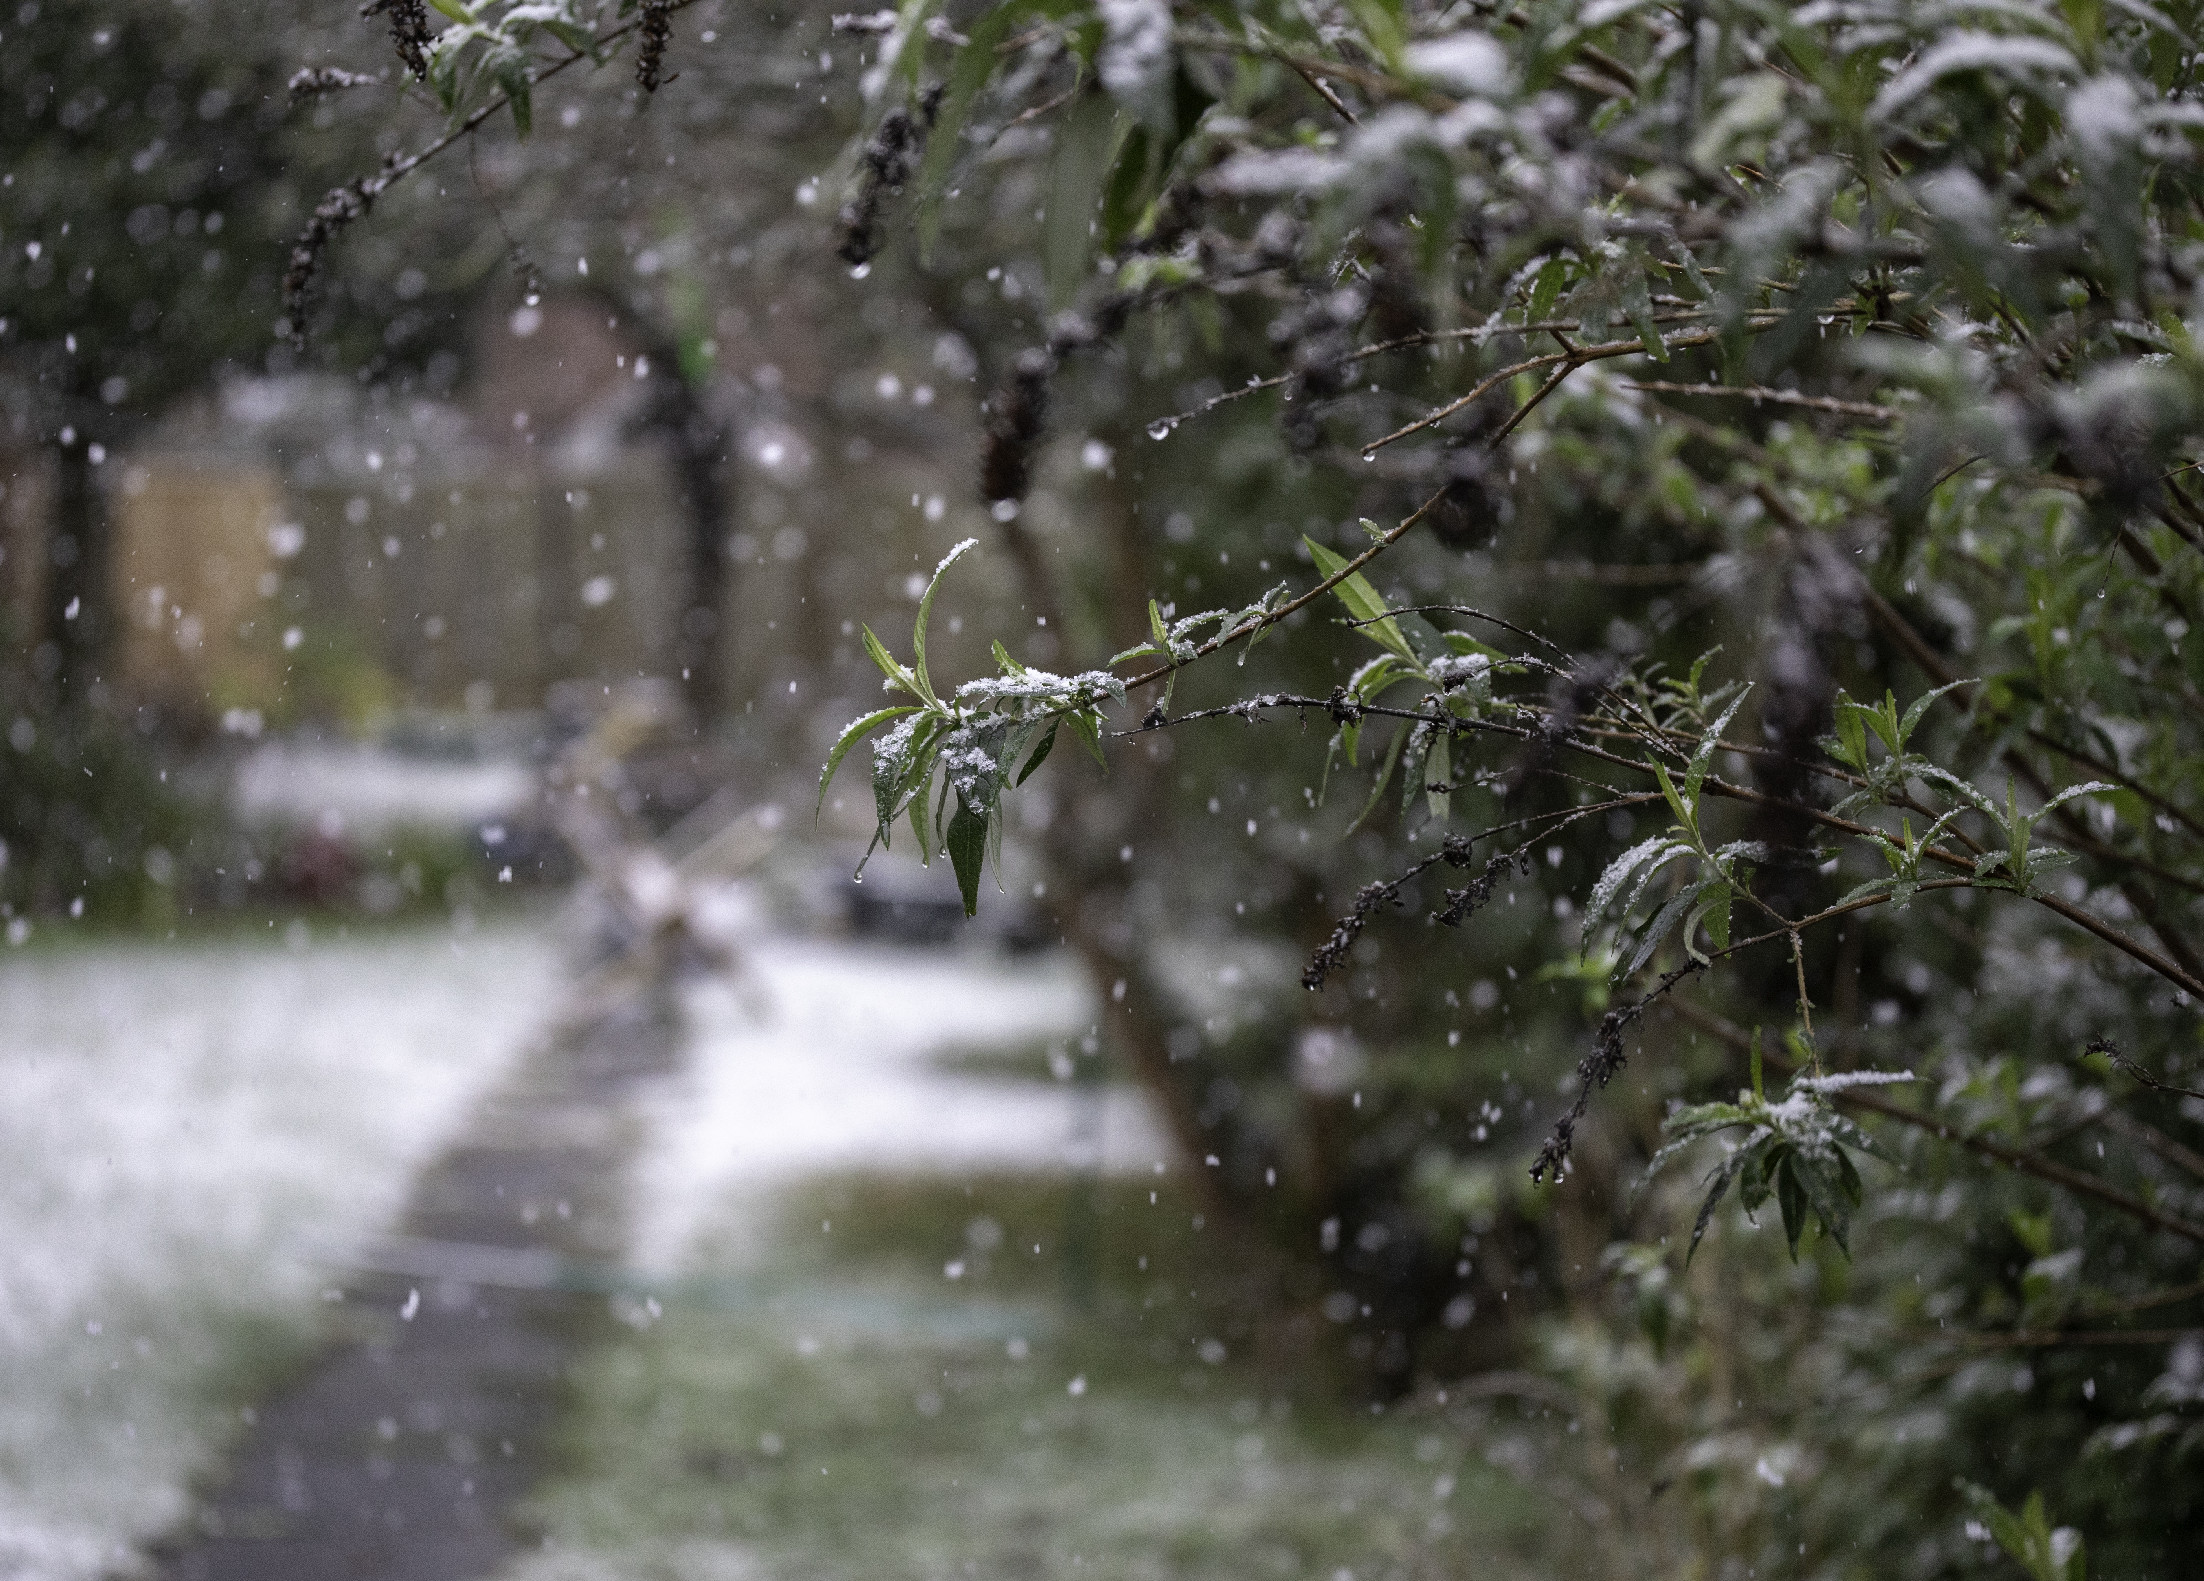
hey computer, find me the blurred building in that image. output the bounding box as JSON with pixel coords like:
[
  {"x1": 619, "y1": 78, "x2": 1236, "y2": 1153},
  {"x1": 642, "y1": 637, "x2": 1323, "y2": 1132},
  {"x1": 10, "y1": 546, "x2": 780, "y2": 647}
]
[{"x1": 4, "y1": 296, "x2": 703, "y2": 726}]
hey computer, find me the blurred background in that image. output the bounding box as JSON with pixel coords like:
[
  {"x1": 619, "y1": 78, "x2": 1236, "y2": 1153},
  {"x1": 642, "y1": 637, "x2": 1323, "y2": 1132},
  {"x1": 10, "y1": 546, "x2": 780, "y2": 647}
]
[{"x1": 3, "y1": 3, "x2": 2086, "y2": 1579}]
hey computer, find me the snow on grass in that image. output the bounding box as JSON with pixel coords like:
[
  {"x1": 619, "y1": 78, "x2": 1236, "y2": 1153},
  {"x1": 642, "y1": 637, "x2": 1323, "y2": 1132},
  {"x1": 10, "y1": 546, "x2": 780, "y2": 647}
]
[
  {"x1": 496, "y1": 1171, "x2": 1576, "y2": 1581},
  {"x1": 231, "y1": 738, "x2": 536, "y2": 834},
  {"x1": 627, "y1": 940, "x2": 1170, "y2": 1275},
  {"x1": 0, "y1": 922, "x2": 560, "y2": 1581}
]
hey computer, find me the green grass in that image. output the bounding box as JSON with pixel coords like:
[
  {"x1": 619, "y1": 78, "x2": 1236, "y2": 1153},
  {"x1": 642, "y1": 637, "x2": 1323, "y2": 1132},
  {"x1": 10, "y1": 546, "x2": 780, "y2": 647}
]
[
  {"x1": 510, "y1": 1172, "x2": 1575, "y2": 1581},
  {"x1": 924, "y1": 1035, "x2": 1125, "y2": 1085}
]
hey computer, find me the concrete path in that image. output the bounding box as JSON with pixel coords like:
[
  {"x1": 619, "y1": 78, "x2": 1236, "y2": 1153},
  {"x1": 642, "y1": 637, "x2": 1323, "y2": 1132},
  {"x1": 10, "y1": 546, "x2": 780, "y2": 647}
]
[
  {"x1": 150, "y1": 931, "x2": 1172, "y2": 1581},
  {"x1": 154, "y1": 993, "x2": 682, "y2": 1581}
]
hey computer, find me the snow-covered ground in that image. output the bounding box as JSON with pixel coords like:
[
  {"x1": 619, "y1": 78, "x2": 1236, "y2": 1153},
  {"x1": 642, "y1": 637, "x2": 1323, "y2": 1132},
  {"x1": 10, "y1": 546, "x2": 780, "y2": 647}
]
[
  {"x1": 628, "y1": 939, "x2": 1169, "y2": 1274},
  {"x1": 0, "y1": 923, "x2": 559, "y2": 1581},
  {"x1": 231, "y1": 737, "x2": 537, "y2": 835}
]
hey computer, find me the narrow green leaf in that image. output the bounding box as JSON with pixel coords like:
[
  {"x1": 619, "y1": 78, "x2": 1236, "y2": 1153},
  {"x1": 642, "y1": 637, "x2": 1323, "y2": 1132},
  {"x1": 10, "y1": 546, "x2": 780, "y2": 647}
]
[
  {"x1": 1683, "y1": 881, "x2": 1731, "y2": 962},
  {"x1": 1304, "y1": 536, "x2": 1415, "y2": 663},
  {"x1": 1349, "y1": 721, "x2": 1411, "y2": 834},
  {"x1": 1015, "y1": 723, "x2": 1059, "y2": 785},
  {"x1": 1687, "y1": 1151, "x2": 1746, "y2": 1264},
  {"x1": 819, "y1": 705, "x2": 920, "y2": 815},
  {"x1": 1622, "y1": 266, "x2": 1667, "y2": 361},
  {"x1": 1898, "y1": 678, "x2": 1974, "y2": 746},
  {"x1": 1653, "y1": 762, "x2": 1693, "y2": 834},
  {"x1": 1045, "y1": 90, "x2": 1125, "y2": 309},
  {"x1": 909, "y1": 764, "x2": 933, "y2": 857},
  {"x1": 912, "y1": 536, "x2": 978, "y2": 704},
  {"x1": 497, "y1": 58, "x2": 532, "y2": 137},
  {"x1": 1400, "y1": 723, "x2": 1434, "y2": 817},
  {"x1": 946, "y1": 798, "x2": 988, "y2": 916},
  {"x1": 1791, "y1": 1152, "x2": 1853, "y2": 1254},
  {"x1": 1069, "y1": 709, "x2": 1108, "y2": 768},
  {"x1": 1775, "y1": 1153, "x2": 1809, "y2": 1258},
  {"x1": 862, "y1": 624, "x2": 917, "y2": 693},
  {"x1": 1588, "y1": 835, "x2": 1678, "y2": 923},
  {"x1": 1685, "y1": 689, "x2": 1749, "y2": 807}
]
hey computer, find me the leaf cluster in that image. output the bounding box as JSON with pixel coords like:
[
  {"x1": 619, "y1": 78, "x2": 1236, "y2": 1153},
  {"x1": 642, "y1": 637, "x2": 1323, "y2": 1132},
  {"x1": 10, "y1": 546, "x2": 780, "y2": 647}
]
[
  {"x1": 819, "y1": 540, "x2": 1123, "y2": 914},
  {"x1": 1646, "y1": 1044, "x2": 1912, "y2": 1263}
]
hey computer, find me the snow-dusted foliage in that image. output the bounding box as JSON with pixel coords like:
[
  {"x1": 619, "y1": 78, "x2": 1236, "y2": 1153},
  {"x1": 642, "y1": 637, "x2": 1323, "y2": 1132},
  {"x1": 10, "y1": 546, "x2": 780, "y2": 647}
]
[{"x1": 305, "y1": 0, "x2": 2204, "y2": 1570}]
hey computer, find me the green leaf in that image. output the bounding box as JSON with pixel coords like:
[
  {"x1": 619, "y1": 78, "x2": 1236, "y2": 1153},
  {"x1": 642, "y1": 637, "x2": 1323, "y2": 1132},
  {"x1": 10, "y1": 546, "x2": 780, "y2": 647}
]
[
  {"x1": 1620, "y1": 841, "x2": 1694, "y2": 919},
  {"x1": 1737, "y1": 1139, "x2": 1773, "y2": 1215},
  {"x1": 1775, "y1": 1152, "x2": 1809, "y2": 1258},
  {"x1": 1687, "y1": 1150, "x2": 1747, "y2": 1264},
  {"x1": 1045, "y1": 90, "x2": 1125, "y2": 309},
  {"x1": 946, "y1": 797, "x2": 988, "y2": 916},
  {"x1": 1685, "y1": 689, "x2": 1749, "y2": 808},
  {"x1": 1683, "y1": 881, "x2": 1731, "y2": 961},
  {"x1": 1790, "y1": 1151, "x2": 1854, "y2": 1253},
  {"x1": 1350, "y1": 721, "x2": 1411, "y2": 834},
  {"x1": 1068, "y1": 708, "x2": 1108, "y2": 768},
  {"x1": 1344, "y1": 0, "x2": 1407, "y2": 68},
  {"x1": 1015, "y1": 723, "x2": 1059, "y2": 785},
  {"x1": 911, "y1": 536, "x2": 977, "y2": 705},
  {"x1": 542, "y1": 18, "x2": 596, "y2": 56},
  {"x1": 1400, "y1": 723, "x2": 1434, "y2": 817},
  {"x1": 1588, "y1": 835, "x2": 1683, "y2": 923},
  {"x1": 1958, "y1": 1481, "x2": 2087, "y2": 1581},
  {"x1": 1349, "y1": 653, "x2": 1410, "y2": 704},
  {"x1": 1624, "y1": 880, "x2": 1709, "y2": 977},
  {"x1": 493, "y1": 53, "x2": 532, "y2": 136},
  {"x1": 1898, "y1": 678, "x2": 1973, "y2": 746},
  {"x1": 819, "y1": 705, "x2": 920, "y2": 815},
  {"x1": 1653, "y1": 763, "x2": 1694, "y2": 837},
  {"x1": 1621, "y1": 265, "x2": 1667, "y2": 361},
  {"x1": 1527, "y1": 257, "x2": 1569, "y2": 322},
  {"x1": 862, "y1": 624, "x2": 918, "y2": 694},
  {"x1": 909, "y1": 761, "x2": 933, "y2": 857},
  {"x1": 1304, "y1": 536, "x2": 1416, "y2": 663}
]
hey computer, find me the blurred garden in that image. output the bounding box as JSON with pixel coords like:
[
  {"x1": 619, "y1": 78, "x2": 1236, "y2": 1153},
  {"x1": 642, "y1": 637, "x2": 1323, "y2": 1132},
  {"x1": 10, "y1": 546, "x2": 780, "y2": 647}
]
[{"x1": 5, "y1": 2, "x2": 2203, "y2": 1579}]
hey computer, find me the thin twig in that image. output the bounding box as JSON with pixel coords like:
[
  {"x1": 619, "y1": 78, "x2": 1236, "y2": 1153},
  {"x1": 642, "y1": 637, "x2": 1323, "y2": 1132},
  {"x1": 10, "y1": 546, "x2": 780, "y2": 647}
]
[
  {"x1": 1287, "y1": 57, "x2": 1358, "y2": 123},
  {"x1": 1139, "y1": 313, "x2": 1728, "y2": 435},
  {"x1": 1486, "y1": 361, "x2": 1575, "y2": 447},
  {"x1": 1622, "y1": 379, "x2": 1899, "y2": 422},
  {"x1": 1363, "y1": 329, "x2": 1731, "y2": 457},
  {"x1": 1117, "y1": 486, "x2": 1450, "y2": 691},
  {"x1": 2084, "y1": 1035, "x2": 2204, "y2": 1102}
]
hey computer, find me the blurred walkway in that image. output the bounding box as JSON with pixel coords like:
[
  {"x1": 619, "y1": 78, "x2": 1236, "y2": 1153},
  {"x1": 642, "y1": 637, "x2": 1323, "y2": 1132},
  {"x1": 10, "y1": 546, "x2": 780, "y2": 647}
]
[
  {"x1": 150, "y1": 929, "x2": 1162, "y2": 1581},
  {"x1": 155, "y1": 993, "x2": 683, "y2": 1581}
]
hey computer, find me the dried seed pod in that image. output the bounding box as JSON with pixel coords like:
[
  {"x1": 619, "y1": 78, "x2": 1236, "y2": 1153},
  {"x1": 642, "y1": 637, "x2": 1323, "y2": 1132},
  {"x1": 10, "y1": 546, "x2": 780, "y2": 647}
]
[{"x1": 636, "y1": 0, "x2": 674, "y2": 92}]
